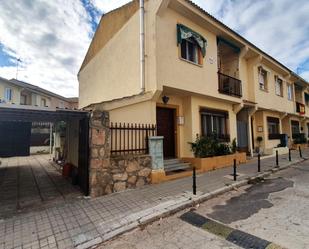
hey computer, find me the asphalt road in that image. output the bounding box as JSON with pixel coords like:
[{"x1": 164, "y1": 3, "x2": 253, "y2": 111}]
[{"x1": 98, "y1": 160, "x2": 309, "y2": 249}]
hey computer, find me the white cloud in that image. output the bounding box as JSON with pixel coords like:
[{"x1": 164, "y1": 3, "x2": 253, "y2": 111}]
[
  {"x1": 0, "y1": 0, "x2": 93, "y2": 97},
  {"x1": 195, "y1": 0, "x2": 309, "y2": 78},
  {"x1": 90, "y1": 0, "x2": 131, "y2": 13},
  {"x1": 0, "y1": 0, "x2": 308, "y2": 99}
]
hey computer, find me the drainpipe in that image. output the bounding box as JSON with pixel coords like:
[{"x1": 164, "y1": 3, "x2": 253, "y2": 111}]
[
  {"x1": 248, "y1": 106, "x2": 258, "y2": 158},
  {"x1": 139, "y1": 0, "x2": 145, "y2": 92}
]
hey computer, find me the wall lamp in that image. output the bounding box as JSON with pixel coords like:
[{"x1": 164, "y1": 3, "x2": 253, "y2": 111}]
[{"x1": 162, "y1": 95, "x2": 170, "y2": 104}]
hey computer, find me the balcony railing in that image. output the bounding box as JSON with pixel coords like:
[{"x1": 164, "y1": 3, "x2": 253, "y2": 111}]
[
  {"x1": 218, "y1": 72, "x2": 242, "y2": 97},
  {"x1": 296, "y1": 102, "x2": 305, "y2": 115}
]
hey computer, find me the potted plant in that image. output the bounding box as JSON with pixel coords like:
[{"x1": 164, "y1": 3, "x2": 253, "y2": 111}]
[{"x1": 185, "y1": 135, "x2": 246, "y2": 172}]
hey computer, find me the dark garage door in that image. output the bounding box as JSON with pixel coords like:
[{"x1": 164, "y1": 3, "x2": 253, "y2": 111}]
[{"x1": 0, "y1": 121, "x2": 31, "y2": 157}]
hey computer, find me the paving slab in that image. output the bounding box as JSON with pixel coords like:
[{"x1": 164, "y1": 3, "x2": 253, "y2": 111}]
[
  {"x1": 0, "y1": 149, "x2": 308, "y2": 249},
  {"x1": 0, "y1": 155, "x2": 83, "y2": 218}
]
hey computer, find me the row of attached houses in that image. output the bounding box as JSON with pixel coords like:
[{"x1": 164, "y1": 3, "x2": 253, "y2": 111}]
[
  {"x1": 78, "y1": 0, "x2": 309, "y2": 160},
  {"x1": 0, "y1": 76, "x2": 79, "y2": 157},
  {"x1": 0, "y1": 77, "x2": 78, "y2": 109}
]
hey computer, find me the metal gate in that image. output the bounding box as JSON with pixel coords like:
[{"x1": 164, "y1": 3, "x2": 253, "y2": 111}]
[
  {"x1": 78, "y1": 117, "x2": 90, "y2": 195},
  {"x1": 0, "y1": 121, "x2": 31, "y2": 157},
  {"x1": 0, "y1": 107, "x2": 90, "y2": 195},
  {"x1": 237, "y1": 120, "x2": 248, "y2": 151}
]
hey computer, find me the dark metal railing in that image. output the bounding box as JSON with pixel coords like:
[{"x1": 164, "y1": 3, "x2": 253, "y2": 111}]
[
  {"x1": 110, "y1": 122, "x2": 156, "y2": 155},
  {"x1": 202, "y1": 133, "x2": 230, "y2": 142},
  {"x1": 218, "y1": 72, "x2": 242, "y2": 97}
]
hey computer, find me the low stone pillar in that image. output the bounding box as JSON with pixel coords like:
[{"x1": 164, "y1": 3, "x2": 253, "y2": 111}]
[
  {"x1": 148, "y1": 136, "x2": 165, "y2": 183},
  {"x1": 89, "y1": 110, "x2": 112, "y2": 197}
]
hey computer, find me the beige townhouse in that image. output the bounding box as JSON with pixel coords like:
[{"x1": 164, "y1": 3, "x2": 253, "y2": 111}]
[
  {"x1": 0, "y1": 77, "x2": 78, "y2": 109},
  {"x1": 78, "y1": 0, "x2": 309, "y2": 159}
]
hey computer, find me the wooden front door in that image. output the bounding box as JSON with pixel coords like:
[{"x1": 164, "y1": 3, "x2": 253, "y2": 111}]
[{"x1": 156, "y1": 107, "x2": 176, "y2": 158}]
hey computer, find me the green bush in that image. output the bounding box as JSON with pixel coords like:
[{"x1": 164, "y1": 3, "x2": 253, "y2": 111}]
[
  {"x1": 189, "y1": 133, "x2": 237, "y2": 158},
  {"x1": 231, "y1": 138, "x2": 237, "y2": 153}
]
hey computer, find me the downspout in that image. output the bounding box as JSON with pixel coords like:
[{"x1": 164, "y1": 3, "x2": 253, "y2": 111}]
[{"x1": 139, "y1": 0, "x2": 145, "y2": 92}]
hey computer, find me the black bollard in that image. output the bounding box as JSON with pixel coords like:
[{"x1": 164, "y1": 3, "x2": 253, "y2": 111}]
[
  {"x1": 233, "y1": 159, "x2": 237, "y2": 181},
  {"x1": 258, "y1": 153, "x2": 261, "y2": 172},
  {"x1": 299, "y1": 146, "x2": 303, "y2": 158},
  {"x1": 192, "y1": 167, "x2": 196, "y2": 195},
  {"x1": 289, "y1": 149, "x2": 291, "y2": 162},
  {"x1": 276, "y1": 150, "x2": 279, "y2": 167}
]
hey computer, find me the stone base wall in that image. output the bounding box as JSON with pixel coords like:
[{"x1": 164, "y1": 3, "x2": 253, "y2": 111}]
[
  {"x1": 89, "y1": 110, "x2": 152, "y2": 197},
  {"x1": 110, "y1": 154, "x2": 152, "y2": 192}
]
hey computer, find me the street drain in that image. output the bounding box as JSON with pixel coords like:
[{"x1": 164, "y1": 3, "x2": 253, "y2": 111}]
[{"x1": 180, "y1": 211, "x2": 283, "y2": 249}]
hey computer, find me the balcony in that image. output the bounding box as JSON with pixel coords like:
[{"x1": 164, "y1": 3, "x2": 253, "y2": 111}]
[
  {"x1": 218, "y1": 72, "x2": 242, "y2": 98},
  {"x1": 296, "y1": 102, "x2": 305, "y2": 115}
]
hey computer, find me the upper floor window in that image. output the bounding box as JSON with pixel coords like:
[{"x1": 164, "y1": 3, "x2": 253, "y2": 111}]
[
  {"x1": 4, "y1": 88, "x2": 12, "y2": 102},
  {"x1": 41, "y1": 98, "x2": 47, "y2": 107},
  {"x1": 275, "y1": 76, "x2": 283, "y2": 96},
  {"x1": 177, "y1": 24, "x2": 207, "y2": 66},
  {"x1": 287, "y1": 84, "x2": 293, "y2": 101},
  {"x1": 305, "y1": 92, "x2": 309, "y2": 106},
  {"x1": 258, "y1": 67, "x2": 267, "y2": 90},
  {"x1": 20, "y1": 94, "x2": 27, "y2": 105},
  {"x1": 181, "y1": 38, "x2": 201, "y2": 64}
]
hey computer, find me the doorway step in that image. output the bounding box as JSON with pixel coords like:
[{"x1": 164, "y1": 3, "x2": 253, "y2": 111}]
[{"x1": 164, "y1": 159, "x2": 191, "y2": 173}]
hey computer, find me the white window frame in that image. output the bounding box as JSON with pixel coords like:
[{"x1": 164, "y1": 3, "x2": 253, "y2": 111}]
[
  {"x1": 287, "y1": 84, "x2": 293, "y2": 101},
  {"x1": 41, "y1": 98, "x2": 47, "y2": 107},
  {"x1": 4, "y1": 88, "x2": 12, "y2": 102},
  {"x1": 258, "y1": 67, "x2": 267, "y2": 90},
  {"x1": 275, "y1": 76, "x2": 283, "y2": 96},
  {"x1": 20, "y1": 94, "x2": 27, "y2": 105}
]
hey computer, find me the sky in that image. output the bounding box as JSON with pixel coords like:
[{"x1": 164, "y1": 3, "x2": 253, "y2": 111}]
[{"x1": 0, "y1": 0, "x2": 308, "y2": 97}]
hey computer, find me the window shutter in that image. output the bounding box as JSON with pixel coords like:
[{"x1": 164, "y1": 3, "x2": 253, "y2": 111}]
[{"x1": 177, "y1": 24, "x2": 207, "y2": 57}]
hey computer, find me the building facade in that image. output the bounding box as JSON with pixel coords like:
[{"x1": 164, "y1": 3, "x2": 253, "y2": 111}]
[
  {"x1": 79, "y1": 0, "x2": 309, "y2": 158},
  {"x1": 0, "y1": 77, "x2": 78, "y2": 109}
]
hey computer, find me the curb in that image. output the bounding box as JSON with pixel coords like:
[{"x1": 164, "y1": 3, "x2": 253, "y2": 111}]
[{"x1": 80, "y1": 157, "x2": 307, "y2": 249}]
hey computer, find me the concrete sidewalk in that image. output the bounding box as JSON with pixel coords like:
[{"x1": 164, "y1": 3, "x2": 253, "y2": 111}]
[
  {"x1": 0, "y1": 149, "x2": 308, "y2": 249},
  {"x1": 0, "y1": 155, "x2": 83, "y2": 218}
]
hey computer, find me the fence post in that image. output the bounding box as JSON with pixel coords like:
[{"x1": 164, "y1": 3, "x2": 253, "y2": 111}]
[
  {"x1": 299, "y1": 146, "x2": 303, "y2": 158},
  {"x1": 258, "y1": 153, "x2": 261, "y2": 172},
  {"x1": 192, "y1": 167, "x2": 197, "y2": 195},
  {"x1": 289, "y1": 148, "x2": 291, "y2": 162},
  {"x1": 276, "y1": 150, "x2": 279, "y2": 167},
  {"x1": 233, "y1": 159, "x2": 237, "y2": 181}
]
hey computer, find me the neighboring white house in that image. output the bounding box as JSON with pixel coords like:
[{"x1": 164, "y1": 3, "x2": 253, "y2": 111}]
[
  {"x1": 0, "y1": 76, "x2": 78, "y2": 109},
  {"x1": 0, "y1": 76, "x2": 79, "y2": 155}
]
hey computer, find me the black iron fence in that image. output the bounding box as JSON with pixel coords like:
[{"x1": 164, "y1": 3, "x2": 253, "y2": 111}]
[
  {"x1": 218, "y1": 72, "x2": 242, "y2": 97},
  {"x1": 110, "y1": 122, "x2": 156, "y2": 155}
]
